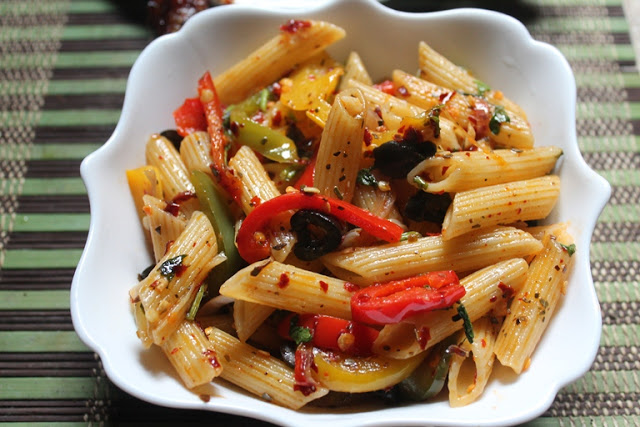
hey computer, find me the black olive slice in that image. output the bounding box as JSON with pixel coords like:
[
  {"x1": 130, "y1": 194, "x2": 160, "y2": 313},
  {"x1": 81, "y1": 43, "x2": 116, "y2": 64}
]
[{"x1": 290, "y1": 210, "x2": 343, "y2": 261}]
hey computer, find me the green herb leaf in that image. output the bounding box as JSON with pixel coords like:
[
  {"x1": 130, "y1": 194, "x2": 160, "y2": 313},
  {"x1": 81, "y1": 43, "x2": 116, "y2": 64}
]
[
  {"x1": 428, "y1": 104, "x2": 444, "y2": 138},
  {"x1": 158, "y1": 255, "x2": 186, "y2": 282},
  {"x1": 400, "y1": 231, "x2": 422, "y2": 241},
  {"x1": 289, "y1": 315, "x2": 313, "y2": 345},
  {"x1": 559, "y1": 243, "x2": 576, "y2": 256},
  {"x1": 333, "y1": 186, "x2": 344, "y2": 200},
  {"x1": 413, "y1": 175, "x2": 429, "y2": 191},
  {"x1": 456, "y1": 303, "x2": 474, "y2": 344},
  {"x1": 357, "y1": 167, "x2": 378, "y2": 187},
  {"x1": 489, "y1": 106, "x2": 510, "y2": 135},
  {"x1": 475, "y1": 80, "x2": 491, "y2": 97},
  {"x1": 186, "y1": 284, "x2": 207, "y2": 321}
]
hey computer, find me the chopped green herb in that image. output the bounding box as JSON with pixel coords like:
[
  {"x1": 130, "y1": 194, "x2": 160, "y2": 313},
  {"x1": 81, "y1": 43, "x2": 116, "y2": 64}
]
[
  {"x1": 357, "y1": 167, "x2": 378, "y2": 186},
  {"x1": 186, "y1": 284, "x2": 207, "y2": 321},
  {"x1": 428, "y1": 104, "x2": 444, "y2": 138},
  {"x1": 559, "y1": 243, "x2": 576, "y2": 256},
  {"x1": 289, "y1": 315, "x2": 313, "y2": 345},
  {"x1": 489, "y1": 105, "x2": 510, "y2": 135},
  {"x1": 413, "y1": 175, "x2": 429, "y2": 191},
  {"x1": 475, "y1": 80, "x2": 491, "y2": 96},
  {"x1": 539, "y1": 298, "x2": 549, "y2": 309},
  {"x1": 333, "y1": 186, "x2": 344, "y2": 200},
  {"x1": 455, "y1": 303, "x2": 474, "y2": 344},
  {"x1": 158, "y1": 255, "x2": 186, "y2": 282},
  {"x1": 400, "y1": 231, "x2": 422, "y2": 241}
]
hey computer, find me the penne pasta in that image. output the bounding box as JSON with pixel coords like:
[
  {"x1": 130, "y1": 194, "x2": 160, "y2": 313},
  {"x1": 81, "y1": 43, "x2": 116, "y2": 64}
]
[
  {"x1": 447, "y1": 316, "x2": 501, "y2": 407},
  {"x1": 339, "y1": 51, "x2": 372, "y2": 90},
  {"x1": 441, "y1": 176, "x2": 561, "y2": 240},
  {"x1": 373, "y1": 258, "x2": 528, "y2": 359},
  {"x1": 131, "y1": 211, "x2": 226, "y2": 345},
  {"x1": 142, "y1": 194, "x2": 187, "y2": 262},
  {"x1": 493, "y1": 230, "x2": 575, "y2": 373},
  {"x1": 313, "y1": 87, "x2": 366, "y2": 203},
  {"x1": 407, "y1": 147, "x2": 562, "y2": 194},
  {"x1": 161, "y1": 320, "x2": 223, "y2": 389},
  {"x1": 145, "y1": 133, "x2": 195, "y2": 201},
  {"x1": 219, "y1": 260, "x2": 354, "y2": 320},
  {"x1": 233, "y1": 300, "x2": 275, "y2": 343},
  {"x1": 205, "y1": 327, "x2": 329, "y2": 409},
  {"x1": 179, "y1": 131, "x2": 213, "y2": 175},
  {"x1": 322, "y1": 226, "x2": 542, "y2": 285},
  {"x1": 214, "y1": 20, "x2": 346, "y2": 105}
]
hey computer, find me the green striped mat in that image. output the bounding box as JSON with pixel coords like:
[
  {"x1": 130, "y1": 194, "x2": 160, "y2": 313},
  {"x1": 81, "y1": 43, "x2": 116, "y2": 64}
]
[{"x1": 0, "y1": 0, "x2": 638, "y2": 425}]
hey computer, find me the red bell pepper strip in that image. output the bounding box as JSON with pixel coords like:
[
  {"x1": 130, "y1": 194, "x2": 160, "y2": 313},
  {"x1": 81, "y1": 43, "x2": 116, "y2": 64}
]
[
  {"x1": 278, "y1": 313, "x2": 379, "y2": 357},
  {"x1": 373, "y1": 79, "x2": 397, "y2": 96},
  {"x1": 350, "y1": 271, "x2": 465, "y2": 325},
  {"x1": 173, "y1": 97, "x2": 207, "y2": 137},
  {"x1": 235, "y1": 191, "x2": 404, "y2": 263},
  {"x1": 197, "y1": 71, "x2": 243, "y2": 203},
  {"x1": 293, "y1": 154, "x2": 317, "y2": 189}
]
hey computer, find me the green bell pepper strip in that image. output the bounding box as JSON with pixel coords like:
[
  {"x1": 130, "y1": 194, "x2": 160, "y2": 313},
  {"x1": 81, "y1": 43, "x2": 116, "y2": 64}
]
[
  {"x1": 397, "y1": 338, "x2": 455, "y2": 401},
  {"x1": 191, "y1": 170, "x2": 244, "y2": 292},
  {"x1": 229, "y1": 109, "x2": 299, "y2": 163}
]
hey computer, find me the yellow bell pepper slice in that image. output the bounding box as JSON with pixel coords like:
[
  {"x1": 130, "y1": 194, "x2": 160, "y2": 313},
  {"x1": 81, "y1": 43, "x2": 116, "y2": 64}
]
[
  {"x1": 313, "y1": 347, "x2": 426, "y2": 393},
  {"x1": 126, "y1": 165, "x2": 163, "y2": 221}
]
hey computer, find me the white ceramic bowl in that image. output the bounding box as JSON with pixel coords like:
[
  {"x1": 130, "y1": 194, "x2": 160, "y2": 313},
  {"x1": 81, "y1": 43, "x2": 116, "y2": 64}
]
[{"x1": 71, "y1": 0, "x2": 610, "y2": 425}]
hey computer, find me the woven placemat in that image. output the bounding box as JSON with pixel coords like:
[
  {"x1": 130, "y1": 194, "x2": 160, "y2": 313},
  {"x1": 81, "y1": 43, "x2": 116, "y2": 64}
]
[{"x1": 1, "y1": 0, "x2": 638, "y2": 425}]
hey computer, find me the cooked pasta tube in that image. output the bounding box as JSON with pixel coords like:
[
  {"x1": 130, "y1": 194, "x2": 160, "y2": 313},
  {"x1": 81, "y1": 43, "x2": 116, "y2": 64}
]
[
  {"x1": 407, "y1": 146, "x2": 562, "y2": 194},
  {"x1": 352, "y1": 183, "x2": 402, "y2": 221},
  {"x1": 448, "y1": 316, "x2": 501, "y2": 407},
  {"x1": 145, "y1": 133, "x2": 195, "y2": 201},
  {"x1": 322, "y1": 226, "x2": 542, "y2": 285},
  {"x1": 142, "y1": 194, "x2": 187, "y2": 262},
  {"x1": 373, "y1": 258, "x2": 528, "y2": 359},
  {"x1": 131, "y1": 211, "x2": 226, "y2": 345},
  {"x1": 205, "y1": 327, "x2": 329, "y2": 409},
  {"x1": 417, "y1": 41, "x2": 528, "y2": 121},
  {"x1": 161, "y1": 320, "x2": 223, "y2": 389},
  {"x1": 219, "y1": 260, "x2": 354, "y2": 320},
  {"x1": 131, "y1": 301, "x2": 153, "y2": 349},
  {"x1": 179, "y1": 131, "x2": 213, "y2": 175},
  {"x1": 214, "y1": 20, "x2": 346, "y2": 105},
  {"x1": 393, "y1": 69, "x2": 533, "y2": 149},
  {"x1": 441, "y1": 176, "x2": 561, "y2": 240},
  {"x1": 339, "y1": 51, "x2": 372, "y2": 90},
  {"x1": 233, "y1": 300, "x2": 275, "y2": 343},
  {"x1": 494, "y1": 230, "x2": 575, "y2": 373},
  {"x1": 313, "y1": 87, "x2": 366, "y2": 203}
]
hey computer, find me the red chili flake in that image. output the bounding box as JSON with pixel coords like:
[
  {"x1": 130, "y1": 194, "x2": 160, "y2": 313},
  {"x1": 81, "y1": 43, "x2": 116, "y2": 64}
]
[
  {"x1": 272, "y1": 109, "x2": 282, "y2": 127},
  {"x1": 498, "y1": 282, "x2": 515, "y2": 299},
  {"x1": 204, "y1": 349, "x2": 221, "y2": 368},
  {"x1": 396, "y1": 86, "x2": 409, "y2": 97},
  {"x1": 481, "y1": 338, "x2": 487, "y2": 348},
  {"x1": 416, "y1": 326, "x2": 431, "y2": 350},
  {"x1": 272, "y1": 82, "x2": 282, "y2": 97},
  {"x1": 468, "y1": 145, "x2": 479, "y2": 151},
  {"x1": 170, "y1": 347, "x2": 179, "y2": 354},
  {"x1": 280, "y1": 19, "x2": 312, "y2": 34},
  {"x1": 250, "y1": 195, "x2": 262, "y2": 207},
  {"x1": 364, "y1": 128, "x2": 373, "y2": 146},
  {"x1": 373, "y1": 80, "x2": 396, "y2": 95},
  {"x1": 490, "y1": 295, "x2": 497, "y2": 303},
  {"x1": 293, "y1": 383, "x2": 316, "y2": 396},
  {"x1": 174, "y1": 263, "x2": 188, "y2": 278},
  {"x1": 439, "y1": 91, "x2": 455, "y2": 103},
  {"x1": 251, "y1": 110, "x2": 265, "y2": 123},
  {"x1": 344, "y1": 282, "x2": 359, "y2": 293},
  {"x1": 441, "y1": 166, "x2": 449, "y2": 175},
  {"x1": 164, "y1": 202, "x2": 180, "y2": 216},
  {"x1": 319, "y1": 281, "x2": 329, "y2": 293},
  {"x1": 277, "y1": 273, "x2": 290, "y2": 289}
]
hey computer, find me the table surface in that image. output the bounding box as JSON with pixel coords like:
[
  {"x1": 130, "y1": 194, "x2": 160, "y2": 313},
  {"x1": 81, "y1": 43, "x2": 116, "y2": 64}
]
[{"x1": 1, "y1": 0, "x2": 638, "y2": 425}]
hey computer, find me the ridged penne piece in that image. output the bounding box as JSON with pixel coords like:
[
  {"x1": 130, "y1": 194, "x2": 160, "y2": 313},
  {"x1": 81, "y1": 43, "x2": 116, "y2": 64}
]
[
  {"x1": 142, "y1": 194, "x2": 187, "y2": 262},
  {"x1": 214, "y1": 20, "x2": 346, "y2": 105},
  {"x1": 448, "y1": 316, "x2": 501, "y2": 407},
  {"x1": 229, "y1": 145, "x2": 281, "y2": 214},
  {"x1": 179, "y1": 131, "x2": 213, "y2": 175},
  {"x1": 233, "y1": 300, "x2": 275, "y2": 343},
  {"x1": 494, "y1": 230, "x2": 575, "y2": 373},
  {"x1": 393, "y1": 69, "x2": 533, "y2": 149},
  {"x1": 373, "y1": 258, "x2": 528, "y2": 359},
  {"x1": 145, "y1": 133, "x2": 195, "y2": 201},
  {"x1": 220, "y1": 260, "x2": 354, "y2": 320},
  {"x1": 131, "y1": 211, "x2": 226, "y2": 345},
  {"x1": 352, "y1": 183, "x2": 401, "y2": 221},
  {"x1": 347, "y1": 80, "x2": 467, "y2": 151},
  {"x1": 441, "y1": 176, "x2": 561, "y2": 240},
  {"x1": 161, "y1": 320, "x2": 223, "y2": 389},
  {"x1": 131, "y1": 301, "x2": 153, "y2": 349},
  {"x1": 313, "y1": 87, "x2": 366, "y2": 203},
  {"x1": 205, "y1": 326, "x2": 329, "y2": 409},
  {"x1": 322, "y1": 226, "x2": 542, "y2": 285},
  {"x1": 339, "y1": 51, "x2": 372, "y2": 91},
  {"x1": 407, "y1": 147, "x2": 562, "y2": 194},
  {"x1": 417, "y1": 41, "x2": 528, "y2": 119}
]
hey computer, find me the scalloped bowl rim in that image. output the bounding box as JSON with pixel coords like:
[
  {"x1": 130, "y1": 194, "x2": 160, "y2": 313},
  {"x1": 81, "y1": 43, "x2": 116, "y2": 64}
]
[{"x1": 71, "y1": 1, "x2": 611, "y2": 426}]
